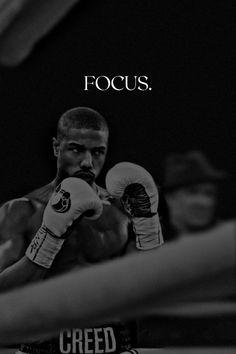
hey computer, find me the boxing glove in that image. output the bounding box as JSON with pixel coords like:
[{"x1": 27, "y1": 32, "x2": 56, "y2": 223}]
[
  {"x1": 26, "y1": 177, "x2": 103, "y2": 268},
  {"x1": 106, "y1": 162, "x2": 163, "y2": 250}
]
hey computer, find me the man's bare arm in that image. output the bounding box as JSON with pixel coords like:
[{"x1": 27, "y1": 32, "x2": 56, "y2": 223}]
[
  {"x1": 0, "y1": 179, "x2": 104, "y2": 293},
  {"x1": 0, "y1": 256, "x2": 47, "y2": 292},
  {"x1": 0, "y1": 198, "x2": 36, "y2": 271},
  {"x1": 0, "y1": 0, "x2": 81, "y2": 66},
  {"x1": 0, "y1": 220, "x2": 235, "y2": 345}
]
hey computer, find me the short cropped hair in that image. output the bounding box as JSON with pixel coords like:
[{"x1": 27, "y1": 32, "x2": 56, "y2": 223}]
[{"x1": 57, "y1": 107, "x2": 109, "y2": 140}]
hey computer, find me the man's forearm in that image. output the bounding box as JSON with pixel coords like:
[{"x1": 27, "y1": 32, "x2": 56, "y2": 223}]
[
  {"x1": 0, "y1": 221, "x2": 235, "y2": 345},
  {"x1": 0, "y1": 256, "x2": 47, "y2": 292}
]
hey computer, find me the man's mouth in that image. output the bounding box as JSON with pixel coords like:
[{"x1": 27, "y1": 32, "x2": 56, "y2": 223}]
[{"x1": 73, "y1": 171, "x2": 95, "y2": 184}]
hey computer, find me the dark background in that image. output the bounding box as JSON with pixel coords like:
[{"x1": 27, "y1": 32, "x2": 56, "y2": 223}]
[{"x1": 0, "y1": 0, "x2": 235, "y2": 218}]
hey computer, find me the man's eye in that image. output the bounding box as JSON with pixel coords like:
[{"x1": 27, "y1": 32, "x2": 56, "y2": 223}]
[
  {"x1": 70, "y1": 148, "x2": 79, "y2": 153},
  {"x1": 93, "y1": 150, "x2": 104, "y2": 156}
]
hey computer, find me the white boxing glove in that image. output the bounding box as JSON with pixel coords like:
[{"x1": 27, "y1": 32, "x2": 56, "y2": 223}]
[
  {"x1": 106, "y1": 162, "x2": 163, "y2": 250},
  {"x1": 26, "y1": 177, "x2": 103, "y2": 268}
]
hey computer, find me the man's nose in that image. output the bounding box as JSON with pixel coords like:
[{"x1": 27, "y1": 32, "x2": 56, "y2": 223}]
[{"x1": 80, "y1": 151, "x2": 93, "y2": 169}]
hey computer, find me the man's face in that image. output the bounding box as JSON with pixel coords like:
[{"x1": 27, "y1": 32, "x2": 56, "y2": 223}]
[
  {"x1": 166, "y1": 183, "x2": 218, "y2": 232},
  {"x1": 53, "y1": 128, "x2": 108, "y2": 185}
]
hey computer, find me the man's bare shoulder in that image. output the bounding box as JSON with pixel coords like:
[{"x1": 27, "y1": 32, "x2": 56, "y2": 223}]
[
  {"x1": 24, "y1": 182, "x2": 54, "y2": 204},
  {"x1": 0, "y1": 183, "x2": 53, "y2": 230},
  {"x1": 0, "y1": 198, "x2": 36, "y2": 249},
  {"x1": 0, "y1": 198, "x2": 34, "y2": 222}
]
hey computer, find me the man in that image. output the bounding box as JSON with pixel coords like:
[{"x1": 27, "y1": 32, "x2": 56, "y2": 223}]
[
  {"x1": 0, "y1": 107, "x2": 163, "y2": 353},
  {"x1": 162, "y1": 151, "x2": 227, "y2": 240}
]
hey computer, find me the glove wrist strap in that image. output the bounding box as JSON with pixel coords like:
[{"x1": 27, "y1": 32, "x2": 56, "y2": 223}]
[
  {"x1": 25, "y1": 225, "x2": 64, "y2": 268},
  {"x1": 132, "y1": 213, "x2": 164, "y2": 250}
]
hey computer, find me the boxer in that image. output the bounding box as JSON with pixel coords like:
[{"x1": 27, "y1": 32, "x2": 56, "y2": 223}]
[{"x1": 0, "y1": 107, "x2": 163, "y2": 353}]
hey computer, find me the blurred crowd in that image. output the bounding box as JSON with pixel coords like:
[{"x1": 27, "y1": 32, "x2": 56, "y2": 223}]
[{"x1": 160, "y1": 150, "x2": 227, "y2": 241}]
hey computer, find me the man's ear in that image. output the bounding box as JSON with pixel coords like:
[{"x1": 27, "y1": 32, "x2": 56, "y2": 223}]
[{"x1": 52, "y1": 137, "x2": 59, "y2": 157}]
